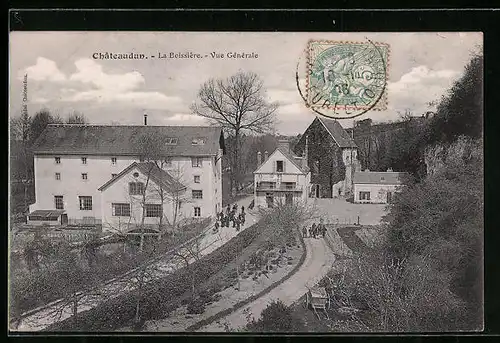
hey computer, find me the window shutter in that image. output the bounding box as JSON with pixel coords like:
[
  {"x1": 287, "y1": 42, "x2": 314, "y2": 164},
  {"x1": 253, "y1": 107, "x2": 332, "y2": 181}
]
[
  {"x1": 273, "y1": 161, "x2": 276, "y2": 172},
  {"x1": 283, "y1": 160, "x2": 286, "y2": 173}
]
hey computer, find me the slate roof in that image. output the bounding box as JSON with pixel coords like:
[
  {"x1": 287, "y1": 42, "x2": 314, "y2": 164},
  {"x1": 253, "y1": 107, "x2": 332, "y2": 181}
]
[
  {"x1": 31, "y1": 124, "x2": 225, "y2": 156},
  {"x1": 353, "y1": 171, "x2": 409, "y2": 185},
  {"x1": 98, "y1": 162, "x2": 186, "y2": 192},
  {"x1": 317, "y1": 117, "x2": 358, "y2": 148}
]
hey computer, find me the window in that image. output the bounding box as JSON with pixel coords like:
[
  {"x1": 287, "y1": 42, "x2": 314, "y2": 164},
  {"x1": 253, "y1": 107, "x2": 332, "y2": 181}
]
[
  {"x1": 166, "y1": 137, "x2": 178, "y2": 145},
  {"x1": 111, "y1": 157, "x2": 117, "y2": 165},
  {"x1": 79, "y1": 196, "x2": 93, "y2": 210},
  {"x1": 192, "y1": 138, "x2": 205, "y2": 145},
  {"x1": 82, "y1": 173, "x2": 88, "y2": 180},
  {"x1": 54, "y1": 196, "x2": 64, "y2": 210},
  {"x1": 192, "y1": 190, "x2": 203, "y2": 199},
  {"x1": 55, "y1": 172, "x2": 61, "y2": 180},
  {"x1": 55, "y1": 157, "x2": 61, "y2": 164},
  {"x1": 145, "y1": 204, "x2": 162, "y2": 217},
  {"x1": 192, "y1": 157, "x2": 202, "y2": 167},
  {"x1": 81, "y1": 157, "x2": 87, "y2": 164},
  {"x1": 359, "y1": 191, "x2": 371, "y2": 201},
  {"x1": 276, "y1": 160, "x2": 284, "y2": 173},
  {"x1": 194, "y1": 175, "x2": 201, "y2": 183},
  {"x1": 129, "y1": 182, "x2": 145, "y2": 195},
  {"x1": 194, "y1": 207, "x2": 201, "y2": 217},
  {"x1": 111, "y1": 173, "x2": 117, "y2": 178},
  {"x1": 112, "y1": 203, "x2": 130, "y2": 216},
  {"x1": 380, "y1": 176, "x2": 385, "y2": 181}
]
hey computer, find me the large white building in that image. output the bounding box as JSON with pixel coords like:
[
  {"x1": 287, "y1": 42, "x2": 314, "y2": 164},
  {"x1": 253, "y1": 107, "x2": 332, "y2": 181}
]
[
  {"x1": 253, "y1": 139, "x2": 311, "y2": 208},
  {"x1": 29, "y1": 122, "x2": 225, "y2": 232},
  {"x1": 353, "y1": 170, "x2": 408, "y2": 204}
]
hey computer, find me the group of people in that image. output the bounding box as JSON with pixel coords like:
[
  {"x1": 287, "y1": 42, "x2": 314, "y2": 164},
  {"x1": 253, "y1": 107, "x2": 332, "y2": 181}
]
[
  {"x1": 213, "y1": 203, "x2": 246, "y2": 233},
  {"x1": 302, "y1": 222, "x2": 327, "y2": 239}
]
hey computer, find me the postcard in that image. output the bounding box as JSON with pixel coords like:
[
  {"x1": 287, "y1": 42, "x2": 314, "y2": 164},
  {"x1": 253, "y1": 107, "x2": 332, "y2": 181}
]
[{"x1": 9, "y1": 31, "x2": 483, "y2": 333}]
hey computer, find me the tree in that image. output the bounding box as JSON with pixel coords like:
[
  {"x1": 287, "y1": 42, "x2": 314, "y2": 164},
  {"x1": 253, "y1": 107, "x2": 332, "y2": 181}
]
[
  {"x1": 66, "y1": 112, "x2": 88, "y2": 124},
  {"x1": 191, "y1": 71, "x2": 278, "y2": 195},
  {"x1": 246, "y1": 300, "x2": 306, "y2": 332}
]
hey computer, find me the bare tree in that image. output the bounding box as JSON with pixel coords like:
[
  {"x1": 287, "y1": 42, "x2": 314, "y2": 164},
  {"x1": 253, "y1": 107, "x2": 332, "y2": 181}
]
[
  {"x1": 191, "y1": 71, "x2": 278, "y2": 195},
  {"x1": 173, "y1": 232, "x2": 205, "y2": 299},
  {"x1": 66, "y1": 111, "x2": 88, "y2": 124}
]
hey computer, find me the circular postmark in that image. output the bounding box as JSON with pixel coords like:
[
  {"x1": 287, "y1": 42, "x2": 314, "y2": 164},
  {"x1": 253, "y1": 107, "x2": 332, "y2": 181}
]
[{"x1": 296, "y1": 39, "x2": 390, "y2": 120}]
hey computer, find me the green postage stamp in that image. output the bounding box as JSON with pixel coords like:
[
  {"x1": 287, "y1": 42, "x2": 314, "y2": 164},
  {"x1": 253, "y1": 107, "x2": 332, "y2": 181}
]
[{"x1": 306, "y1": 40, "x2": 390, "y2": 118}]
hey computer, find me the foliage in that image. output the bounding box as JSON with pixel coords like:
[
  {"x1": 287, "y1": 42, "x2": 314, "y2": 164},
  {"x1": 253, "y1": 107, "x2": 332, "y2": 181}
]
[{"x1": 247, "y1": 300, "x2": 306, "y2": 332}]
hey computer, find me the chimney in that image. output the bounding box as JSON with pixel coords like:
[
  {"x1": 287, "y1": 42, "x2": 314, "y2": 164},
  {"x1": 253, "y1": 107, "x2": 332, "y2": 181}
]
[
  {"x1": 277, "y1": 139, "x2": 290, "y2": 154},
  {"x1": 144, "y1": 113, "x2": 148, "y2": 126},
  {"x1": 257, "y1": 151, "x2": 262, "y2": 166},
  {"x1": 264, "y1": 150, "x2": 269, "y2": 161}
]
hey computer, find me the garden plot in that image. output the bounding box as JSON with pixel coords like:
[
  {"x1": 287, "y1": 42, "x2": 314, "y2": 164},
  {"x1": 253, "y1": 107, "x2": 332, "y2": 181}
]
[
  {"x1": 354, "y1": 227, "x2": 385, "y2": 249},
  {"x1": 131, "y1": 245, "x2": 305, "y2": 332}
]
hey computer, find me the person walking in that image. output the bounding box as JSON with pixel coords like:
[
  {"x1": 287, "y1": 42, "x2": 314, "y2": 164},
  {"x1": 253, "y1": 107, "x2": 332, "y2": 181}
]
[
  {"x1": 235, "y1": 216, "x2": 241, "y2": 231},
  {"x1": 226, "y1": 204, "x2": 231, "y2": 214},
  {"x1": 302, "y1": 226, "x2": 307, "y2": 238},
  {"x1": 311, "y1": 223, "x2": 317, "y2": 239},
  {"x1": 213, "y1": 220, "x2": 219, "y2": 234}
]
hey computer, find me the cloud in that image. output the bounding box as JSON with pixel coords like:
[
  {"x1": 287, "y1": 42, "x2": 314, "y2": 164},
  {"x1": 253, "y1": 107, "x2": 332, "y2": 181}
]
[
  {"x1": 20, "y1": 57, "x2": 66, "y2": 81},
  {"x1": 267, "y1": 89, "x2": 302, "y2": 106},
  {"x1": 55, "y1": 58, "x2": 188, "y2": 111},
  {"x1": 387, "y1": 65, "x2": 460, "y2": 114},
  {"x1": 162, "y1": 113, "x2": 207, "y2": 125},
  {"x1": 70, "y1": 58, "x2": 144, "y2": 92}
]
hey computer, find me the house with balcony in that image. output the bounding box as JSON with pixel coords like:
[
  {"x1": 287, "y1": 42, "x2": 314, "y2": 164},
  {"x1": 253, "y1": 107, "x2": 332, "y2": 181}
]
[
  {"x1": 253, "y1": 139, "x2": 311, "y2": 208},
  {"x1": 28, "y1": 117, "x2": 225, "y2": 232}
]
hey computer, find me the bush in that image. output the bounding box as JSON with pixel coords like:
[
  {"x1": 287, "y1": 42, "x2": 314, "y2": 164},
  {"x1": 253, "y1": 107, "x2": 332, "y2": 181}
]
[
  {"x1": 247, "y1": 300, "x2": 305, "y2": 332},
  {"x1": 186, "y1": 297, "x2": 206, "y2": 315}
]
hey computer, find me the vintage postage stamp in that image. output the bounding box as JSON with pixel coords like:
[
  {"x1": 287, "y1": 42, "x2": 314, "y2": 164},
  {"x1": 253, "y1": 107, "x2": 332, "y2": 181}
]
[{"x1": 303, "y1": 40, "x2": 390, "y2": 119}]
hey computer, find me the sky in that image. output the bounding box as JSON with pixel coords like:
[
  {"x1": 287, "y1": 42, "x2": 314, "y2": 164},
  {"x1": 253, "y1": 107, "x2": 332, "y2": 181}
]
[{"x1": 9, "y1": 32, "x2": 482, "y2": 135}]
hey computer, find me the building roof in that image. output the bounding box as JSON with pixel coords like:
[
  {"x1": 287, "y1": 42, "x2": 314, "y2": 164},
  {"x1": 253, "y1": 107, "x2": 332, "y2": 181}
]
[
  {"x1": 317, "y1": 117, "x2": 358, "y2": 148},
  {"x1": 98, "y1": 162, "x2": 186, "y2": 192},
  {"x1": 353, "y1": 171, "x2": 409, "y2": 185},
  {"x1": 31, "y1": 124, "x2": 225, "y2": 156},
  {"x1": 28, "y1": 210, "x2": 65, "y2": 217},
  {"x1": 254, "y1": 146, "x2": 310, "y2": 174}
]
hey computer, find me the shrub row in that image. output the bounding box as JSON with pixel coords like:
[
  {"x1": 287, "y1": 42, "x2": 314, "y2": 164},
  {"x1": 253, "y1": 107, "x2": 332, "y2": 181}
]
[{"x1": 46, "y1": 218, "x2": 266, "y2": 331}]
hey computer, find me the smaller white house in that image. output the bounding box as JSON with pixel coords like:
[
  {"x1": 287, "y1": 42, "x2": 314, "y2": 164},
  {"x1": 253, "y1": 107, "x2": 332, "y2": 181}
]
[
  {"x1": 254, "y1": 140, "x2": 311, "y2": 208},
  {"x1": 353, "y1": 169, "x2": 409, "y2": 204},
  {"x1": 98, "y1": 162, "x2": 187, "y2": 233}
]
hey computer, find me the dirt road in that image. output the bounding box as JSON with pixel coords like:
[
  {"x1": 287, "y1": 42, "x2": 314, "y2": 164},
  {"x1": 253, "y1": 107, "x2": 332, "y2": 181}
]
[
  {"x1": 13, "y1": 197, "x2": 256, "y2": 332},
  {"x1": 198, "y1": 236, "x2": 335, "y2": 332}
]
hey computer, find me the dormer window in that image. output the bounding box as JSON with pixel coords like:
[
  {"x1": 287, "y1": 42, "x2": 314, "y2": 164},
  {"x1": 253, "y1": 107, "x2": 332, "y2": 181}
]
[
  {"x1": 166, "y1": 137, "x2": 178, "y2": 145},
  {"x1": 192, "y1": 138, "x2": 205, "y2": 145}
]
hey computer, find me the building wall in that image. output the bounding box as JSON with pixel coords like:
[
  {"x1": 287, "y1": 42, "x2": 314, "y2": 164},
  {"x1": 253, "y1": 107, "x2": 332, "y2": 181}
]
[
  {"x1": 31, "y1": 153, "x2": 222, "y2": 222},
  {"x1": 31, "y1": 154, "x2": 137, "y2": 221},
  {"x1": 253, "y1": 150, "x2": 310, "y2": 208},
  {"x1": 353, "y1": 183, "x2": 401, "y2": 204},
  {"x1": 100, "y1": 166, "x2": 180, "y2": 232},
  {"x1": 293, "y1": 119, "x2": 348, "y2": 198}
]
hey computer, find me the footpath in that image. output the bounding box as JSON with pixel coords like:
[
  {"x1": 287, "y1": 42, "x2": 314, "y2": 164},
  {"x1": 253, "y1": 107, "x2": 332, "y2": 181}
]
[{"x1": 14, "y1": 196, "x2": 256, "y2": 332}]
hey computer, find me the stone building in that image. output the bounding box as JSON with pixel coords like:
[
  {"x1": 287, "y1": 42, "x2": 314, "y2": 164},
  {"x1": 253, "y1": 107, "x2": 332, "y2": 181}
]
[{"x1": 293, "y1": 117, "x2": 360, "y2": 198}]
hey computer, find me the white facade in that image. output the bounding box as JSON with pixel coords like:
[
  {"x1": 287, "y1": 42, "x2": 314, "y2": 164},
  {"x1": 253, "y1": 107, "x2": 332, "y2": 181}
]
[
  {"x1": 353, "y1": 183, "x2": 401, "y2": 204},
  {"x1": 342, "y1": 148, "x2": 360, "y2": 195},
  {"x1": 30, "y1": 152, "x2": 223, "y2": 228},
  {"x1": 254, "y1": 149, "x2": 311, "y2": 208}
]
